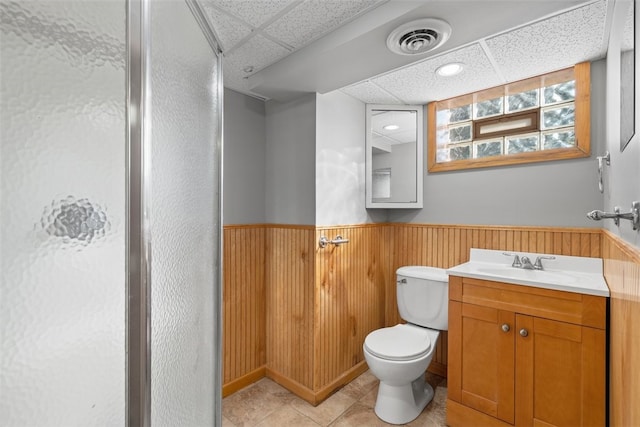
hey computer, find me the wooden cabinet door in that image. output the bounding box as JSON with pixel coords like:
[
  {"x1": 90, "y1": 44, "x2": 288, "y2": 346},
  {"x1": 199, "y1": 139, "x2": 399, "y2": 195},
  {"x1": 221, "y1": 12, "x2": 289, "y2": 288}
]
[
  {"x1": 449, "y1": 301, "x2": 516, "y2": 424},
  {"x1": 515, "y1": 315, "x2": 606, "y2": 427}
]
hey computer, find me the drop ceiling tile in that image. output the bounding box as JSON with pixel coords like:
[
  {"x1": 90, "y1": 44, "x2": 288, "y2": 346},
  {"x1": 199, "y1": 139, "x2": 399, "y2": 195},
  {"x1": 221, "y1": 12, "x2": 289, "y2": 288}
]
[
  {"x1": 208, "y1": 0, "x2": 293, "y2": 28},
  {"x1": 224, "y1": 67, "x2": 269, "y2": 100},
  {"x1": 340, "y1": 81, "x2": 402, "y2": 105},
  {"x1": 223, "y1": 63, "x2": 269, "y2": 100},
  {"x1": 223, "y1": 34, "x2": 291, "y2": 96},
  {"x1": 485, "y1": 0, "x2": 608, "y2": 82},
  {"x1": 264, "y1": 0, "x2": 382, "y2": 49},
  {"x1": 370, "y1": 43, "x2": 503, "y2": 104},
  {"x1": 200, "y1": 4, "x2": 253, "y2": 52},
  {"x1": 223, "y1": 67, "x2": 250, "y2": 94},
  {"x1": 225, "y1": 34, "x2": 290, "y2": 74}
]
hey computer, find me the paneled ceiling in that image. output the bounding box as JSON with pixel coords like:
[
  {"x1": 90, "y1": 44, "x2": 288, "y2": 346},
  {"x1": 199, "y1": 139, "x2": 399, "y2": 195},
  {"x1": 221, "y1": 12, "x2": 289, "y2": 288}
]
[{"x1": 200, "y1": 0, "x2": 627, "y2": 104}]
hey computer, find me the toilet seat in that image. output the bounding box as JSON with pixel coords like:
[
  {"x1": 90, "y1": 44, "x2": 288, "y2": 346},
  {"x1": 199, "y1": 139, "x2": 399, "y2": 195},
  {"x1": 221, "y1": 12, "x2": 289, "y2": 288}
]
[{"x1": 364, "y1": 324, "x2": 431, "y2": 361}]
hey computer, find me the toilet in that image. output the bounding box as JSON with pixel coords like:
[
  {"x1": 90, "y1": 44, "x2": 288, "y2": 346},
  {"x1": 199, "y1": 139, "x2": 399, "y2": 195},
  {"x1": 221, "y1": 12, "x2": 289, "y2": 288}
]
[{"x1": 363, "y1": 266, "x2": 448, "y2": 424}]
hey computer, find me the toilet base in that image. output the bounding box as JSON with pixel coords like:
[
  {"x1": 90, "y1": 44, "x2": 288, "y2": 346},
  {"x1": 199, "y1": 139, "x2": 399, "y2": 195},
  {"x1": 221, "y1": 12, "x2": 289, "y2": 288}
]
[{"x1": 374, "y1": 375, "x2": 434, "y2": 425}]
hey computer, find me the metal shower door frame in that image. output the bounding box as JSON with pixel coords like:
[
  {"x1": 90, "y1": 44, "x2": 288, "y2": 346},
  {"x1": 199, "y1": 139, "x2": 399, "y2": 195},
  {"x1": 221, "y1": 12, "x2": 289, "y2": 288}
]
[{"x1": 126, "y1": 0, "x2": 223, "y2": 425}]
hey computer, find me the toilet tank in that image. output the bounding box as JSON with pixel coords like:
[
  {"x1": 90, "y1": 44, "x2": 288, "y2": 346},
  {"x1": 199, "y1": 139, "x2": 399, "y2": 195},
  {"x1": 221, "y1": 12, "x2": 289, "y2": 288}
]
[{"x1": 397, "y1": 266, "x2": 449, "y2": 331}]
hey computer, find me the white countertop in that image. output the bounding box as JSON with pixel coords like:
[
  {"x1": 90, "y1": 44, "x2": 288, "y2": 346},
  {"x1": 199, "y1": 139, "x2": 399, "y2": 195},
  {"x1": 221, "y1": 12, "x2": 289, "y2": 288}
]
[{"x1": 446, "y1": 248, "x2": 610, "y2": 297}]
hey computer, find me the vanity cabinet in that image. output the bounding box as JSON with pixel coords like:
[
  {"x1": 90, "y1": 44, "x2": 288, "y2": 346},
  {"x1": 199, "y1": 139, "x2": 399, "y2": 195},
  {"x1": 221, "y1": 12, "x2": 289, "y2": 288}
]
[{"x1": 447, "y1": 275, "x2": 607, "y2": 427}]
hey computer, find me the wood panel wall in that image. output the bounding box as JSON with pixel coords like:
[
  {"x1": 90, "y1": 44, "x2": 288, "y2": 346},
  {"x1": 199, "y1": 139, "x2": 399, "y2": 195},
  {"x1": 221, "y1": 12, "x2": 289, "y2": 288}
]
[
  {"x1": 389, "y1": 224, "x2": 601, "y2": 322},
  {"x1": 223, "y1": 223, "x2": 623, "y2": 406},
  {"x1": 222, "y1": 225, "x2": 266, "y2": 396},
  {"x1": 601, "y1": 230, "x2": 640, "y2": 427},
  {"x1": 265, "y1": 225, "x2": 316, "y2": 395},
  {"x1": 389, "y1": 224, "x2": 601, "y2": 376},
  {"x1": 313, "y1": 225, "x2": 391, "y2": 392}
]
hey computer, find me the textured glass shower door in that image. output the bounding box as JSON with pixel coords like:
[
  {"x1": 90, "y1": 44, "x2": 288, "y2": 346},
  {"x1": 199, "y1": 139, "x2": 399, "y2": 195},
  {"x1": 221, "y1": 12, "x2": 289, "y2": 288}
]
[
  {"x1": 1, "y1": 1, "x2": 127, "y2": 424},
  {"x1": 148, "y1": 1, "x2": 222, "y2": 425},
  {"x1": 1, "y1": 0, "x2": 222, "y2": 425}
]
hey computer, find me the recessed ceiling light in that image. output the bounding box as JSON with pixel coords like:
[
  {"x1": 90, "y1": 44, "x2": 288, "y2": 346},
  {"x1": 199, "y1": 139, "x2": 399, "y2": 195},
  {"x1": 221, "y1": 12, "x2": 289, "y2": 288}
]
[
  {"x1": 383, "y1": 124, "x2": 400, "y2": 130},
  {"x1": 436, "y1": 62, "x2": 464, "y2": 77}
]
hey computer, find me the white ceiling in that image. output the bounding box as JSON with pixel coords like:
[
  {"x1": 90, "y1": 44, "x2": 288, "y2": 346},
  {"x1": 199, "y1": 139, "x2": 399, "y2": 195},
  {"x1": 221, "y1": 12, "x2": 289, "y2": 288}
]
[{"x1": 200, "y1": 0, "x2": 624, "y2": 104}]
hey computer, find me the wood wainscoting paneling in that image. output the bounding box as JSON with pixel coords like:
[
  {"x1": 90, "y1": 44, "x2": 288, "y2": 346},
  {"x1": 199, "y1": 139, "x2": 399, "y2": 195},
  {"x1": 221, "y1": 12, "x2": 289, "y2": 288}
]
[
  {"x1": 601, "y1": 230, "x2": 640, "y2": 427},
  {"x1": 390, "y1": 224, "x2": 602, "y2": 376},
  {"x1": 223, "y1": 222, "x2": 616, "y2": 407},
  {"x1": 222, "y1": 225, "x2": 266, "y2": 397},
  {"x1": 314, "y1": 225, "x2": 390, "y2": 392},
  {"x1": 390, "y1": 224, "x2": 602, "y2": 324},
  {"x1": 265, "y1": 225, "x2": 316, "y2": 392}
]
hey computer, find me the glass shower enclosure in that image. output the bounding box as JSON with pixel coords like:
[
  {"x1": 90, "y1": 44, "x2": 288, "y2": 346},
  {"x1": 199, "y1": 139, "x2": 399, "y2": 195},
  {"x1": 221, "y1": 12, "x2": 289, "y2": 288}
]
[{"x1": 0, "y1": 0, "x2": 223, "y2": 425}]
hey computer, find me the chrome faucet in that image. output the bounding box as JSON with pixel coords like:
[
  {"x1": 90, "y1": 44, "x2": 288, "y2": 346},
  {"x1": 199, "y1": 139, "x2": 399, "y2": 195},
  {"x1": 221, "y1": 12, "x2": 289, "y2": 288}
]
[
  {"x1": 520, "y1": 256, "x2": 535, "y2": 270},
  {"x1": 533, "y1": 255, "x2": 555, "y2": 270},
  {"x1": 503, "y1": 252, "x2": 522, "y2": 268},
  {"x1": 503, "y1": 253, "x2": 556, "y2": 270}
]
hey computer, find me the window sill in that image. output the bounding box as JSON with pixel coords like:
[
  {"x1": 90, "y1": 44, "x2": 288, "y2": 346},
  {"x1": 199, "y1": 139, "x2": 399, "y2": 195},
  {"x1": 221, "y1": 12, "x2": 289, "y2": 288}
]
[{"x1": 427, "y1": 145, "x2": 590, "y2": 173}]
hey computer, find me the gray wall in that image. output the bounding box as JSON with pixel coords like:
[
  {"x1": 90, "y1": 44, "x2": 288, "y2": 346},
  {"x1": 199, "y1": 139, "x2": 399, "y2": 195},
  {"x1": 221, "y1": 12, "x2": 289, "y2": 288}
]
[
  {"x1": 603, "y1": 2, "x2": 640, "y2": 248},
  {"x1": 387, "y1": 60, "x2": 607, "y2": 227},
  {"x1": 223, "y1": 89, "x2": 266, "y2": 225},
  {"x1": 315, "y1": 90, "x2": 386, "y2": 226},
  {"x1": 265, "y1": 93, "x2": 317, "y2": 225},
  {"x1": 225, "y1": 59, "x2": 624, "y2": 233}
]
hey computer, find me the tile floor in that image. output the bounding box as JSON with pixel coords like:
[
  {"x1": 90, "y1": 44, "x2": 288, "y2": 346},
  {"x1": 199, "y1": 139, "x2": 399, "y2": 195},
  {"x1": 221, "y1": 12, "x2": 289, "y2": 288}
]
[{"x1": 222, "y1": 370, "x2": 447, "y2": 427}]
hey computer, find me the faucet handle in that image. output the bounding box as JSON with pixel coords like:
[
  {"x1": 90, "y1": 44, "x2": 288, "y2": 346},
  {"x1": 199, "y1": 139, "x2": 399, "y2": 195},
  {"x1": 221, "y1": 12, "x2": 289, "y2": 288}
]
[
  {"x1": 533, "y1": 255, "x2": 556, "y2": 270},
  {"x1": 502, "y1": 252, "x2": 522, "y2": 268}
]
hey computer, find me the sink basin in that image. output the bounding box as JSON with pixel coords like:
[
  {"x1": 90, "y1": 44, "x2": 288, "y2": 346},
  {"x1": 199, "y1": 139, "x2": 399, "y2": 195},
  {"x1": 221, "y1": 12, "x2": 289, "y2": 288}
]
[
  {"x1": 446, "y1": 249, "x2": 610, "y2": 297},
  {"x1": 474, "y1": 266, "x2": 578, "y2": 286}
]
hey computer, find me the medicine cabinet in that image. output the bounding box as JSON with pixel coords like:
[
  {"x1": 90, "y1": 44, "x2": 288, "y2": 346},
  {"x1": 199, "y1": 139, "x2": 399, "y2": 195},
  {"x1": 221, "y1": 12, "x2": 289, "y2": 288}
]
[{"x1": 366, "y1": 104, "x2": 424, "y2": 208}]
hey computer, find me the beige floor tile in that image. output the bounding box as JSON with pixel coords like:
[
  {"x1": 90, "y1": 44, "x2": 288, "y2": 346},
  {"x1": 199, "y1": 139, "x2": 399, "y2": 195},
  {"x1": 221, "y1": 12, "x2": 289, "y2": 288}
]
[
  {"x1": 222, "y1": 415, "x2": 236, "y2": 426},
  {"x1": 340, "y1": 370, "x2": 379, "y2": 401},
  {"x1": 429, "y1": 385, "x2": 448, "y2": 425},
  {"x1": 253, "y1": 378, "x2": 298, "y2": 403},
  {"x1": 357, "y1": 383, "x2": 378, "y2": 408},
  {"x1": 404, "y1": 412, "x2": 441, "y2": 427},
  {"x1": 222, "y1": 373, "x2": 448, "y2": 427},
  {"x1": 255, "y1": 405, "x2": 321, "y2": 427},
  {"x1": 290, "y1": 390, "x2": 356, "y2": 426},
  {"x1": 329, "y1": 402, "x2": 393, "y2": 427},
  {"x1": 406, "y1": 386, "x2": 448, "y2": 427},
  {"x1": 222, "y1": 380, "x2": 291, "y2": 426}
]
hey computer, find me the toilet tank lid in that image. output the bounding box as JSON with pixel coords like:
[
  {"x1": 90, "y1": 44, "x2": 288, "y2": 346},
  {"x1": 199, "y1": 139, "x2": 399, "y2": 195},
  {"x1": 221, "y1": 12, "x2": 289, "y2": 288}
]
[{"x1": 397, "y1": 266, "x2": 448, "y2": 282}]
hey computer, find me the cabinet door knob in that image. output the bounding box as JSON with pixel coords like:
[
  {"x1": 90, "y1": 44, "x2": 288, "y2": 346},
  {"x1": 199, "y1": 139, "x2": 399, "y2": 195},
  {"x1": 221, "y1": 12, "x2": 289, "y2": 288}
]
[
  {"x1": 501, "y1": 324, "x2": 510, "y2": 332},
  {"x1": 519, "y1": 328, "x2": 529, "y2": 337}
]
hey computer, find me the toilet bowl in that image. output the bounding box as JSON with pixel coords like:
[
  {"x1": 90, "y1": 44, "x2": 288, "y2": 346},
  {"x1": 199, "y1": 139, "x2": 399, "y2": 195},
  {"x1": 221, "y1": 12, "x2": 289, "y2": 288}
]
[
  {"x1": 363, "y1": 266, "x2": 448, "y2": 425},
  {"x1": 364, "y1": 324, "x2": 440, "y2": 424}
]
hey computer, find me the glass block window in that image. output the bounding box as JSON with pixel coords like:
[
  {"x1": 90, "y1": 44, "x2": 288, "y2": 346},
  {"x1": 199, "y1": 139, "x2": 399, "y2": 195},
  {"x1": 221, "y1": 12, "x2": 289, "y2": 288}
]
[
  {"x1": 474, "y1": 138, "x2": 503, "y2": 158},
  {"x1": 448, "y1": 123, "x2": 472, "y2": 143},
  {"x1": 428, "y1": 63, "x2": 590, "y2": 172},
  {"x1": 541, "y1": 104, "x2": 575, "y2": 129},
  {"x1": 449, "y1": 105, "x2": 472, "y2": 123},
  {"x1": 507, "y1": 89, "x2": 539, "y2": 113},
  {"x1": 449, "y1": 144, "x2": 471, "y2": 161},
  {"x1": 506, "y1": 133, "x2": 539, "y2": 154},
  {"x1": 542, "y1": 129, "x2": 575, "y2": 149},
  {"x1": 543, "y1": 81, "x2": 576, "y2": 105},
  {"x1": 474, "y1": 97, "x2": 503, "y2": 119}
]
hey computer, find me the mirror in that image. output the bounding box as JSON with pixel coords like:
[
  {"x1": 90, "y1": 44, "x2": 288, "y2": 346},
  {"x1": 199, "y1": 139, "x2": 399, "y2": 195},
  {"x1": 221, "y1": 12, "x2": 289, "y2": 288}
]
[
  {"x1": 620, "y1": 0, "x2": 635, "y2": 152},
  {"x1": 366, "y1": 104, "x2": 423, "y2": 208}
]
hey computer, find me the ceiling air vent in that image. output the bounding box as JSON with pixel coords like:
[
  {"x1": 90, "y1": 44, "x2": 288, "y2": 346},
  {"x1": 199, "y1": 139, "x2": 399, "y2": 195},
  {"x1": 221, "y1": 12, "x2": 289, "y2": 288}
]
[{"x1": 387, "y1": 18, "x2": 452, "y2": 55}]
